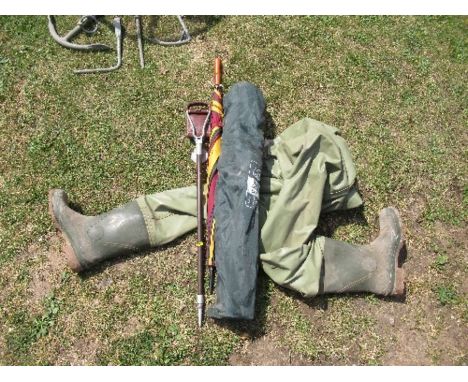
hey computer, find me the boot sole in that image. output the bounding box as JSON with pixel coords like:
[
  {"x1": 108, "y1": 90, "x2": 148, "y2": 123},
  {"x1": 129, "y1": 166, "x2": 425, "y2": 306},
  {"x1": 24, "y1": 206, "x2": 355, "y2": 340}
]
[
  {"x1": 388, "y1": 207, "x2": 406, "y2": 296},
  {"x1": 48, "y1": 189, "x2": 84, "y2": 273}
]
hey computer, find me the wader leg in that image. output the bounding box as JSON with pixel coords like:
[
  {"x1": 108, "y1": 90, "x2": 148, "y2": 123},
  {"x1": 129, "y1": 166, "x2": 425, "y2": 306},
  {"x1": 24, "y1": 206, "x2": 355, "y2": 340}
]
[
  {"x1": 49, "y1": 186, "x2": 197, "y2": 272},
  {"x1": 260, "y1": 208, "x2": 406, "y2": 297},
  {"x1": 319, "y1": 207, "x2": 405, "y2": 296}
]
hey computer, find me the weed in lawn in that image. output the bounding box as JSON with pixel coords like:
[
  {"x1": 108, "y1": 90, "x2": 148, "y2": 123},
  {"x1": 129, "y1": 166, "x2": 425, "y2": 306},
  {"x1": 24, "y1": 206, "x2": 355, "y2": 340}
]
[
  {"x1": 435, "y1": 285, "x2": 460, "y2": 306},
  {"x1": 32, "y1": 294, "x2": 60, "y2": 340},
  {"x1": 433, "y1": 254, "x2": 449, "y2": 270}
]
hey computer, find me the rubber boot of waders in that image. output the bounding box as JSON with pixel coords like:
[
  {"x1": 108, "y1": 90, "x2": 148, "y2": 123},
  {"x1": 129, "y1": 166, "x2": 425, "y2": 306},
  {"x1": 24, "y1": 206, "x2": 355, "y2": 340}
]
[
  {"x1": 319, "y1": 207, "x2": 406, "y2": 296},
  {"x1": 48, "y1": 189, "x2": 150, "y2": 272}
]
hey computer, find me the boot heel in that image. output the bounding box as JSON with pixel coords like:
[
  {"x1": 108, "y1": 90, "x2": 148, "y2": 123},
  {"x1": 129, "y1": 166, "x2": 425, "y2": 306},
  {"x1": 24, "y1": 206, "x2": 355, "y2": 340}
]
[
  {"x1": 49, "y1": 189, "x2": 84, "y2": 272},
  {"x1": 62, "y1": 238, "x2": 83, "y2": 272},
  {"x1": 393, "y1": 267, "x2": 406, "y2": 295}
]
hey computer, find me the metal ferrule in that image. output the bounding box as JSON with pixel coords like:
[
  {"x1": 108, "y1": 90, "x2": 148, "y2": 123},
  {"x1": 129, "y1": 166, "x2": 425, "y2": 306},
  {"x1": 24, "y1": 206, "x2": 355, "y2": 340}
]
[
  {"x1": 195, "y1": 139, "x2": 204, "y2": 155},
  {"x1": 197, "y1": 294, "x2": 204, "y2": 304},
  {"x1": 197, "y1": 295, "x2": 204, "y2": 327}
]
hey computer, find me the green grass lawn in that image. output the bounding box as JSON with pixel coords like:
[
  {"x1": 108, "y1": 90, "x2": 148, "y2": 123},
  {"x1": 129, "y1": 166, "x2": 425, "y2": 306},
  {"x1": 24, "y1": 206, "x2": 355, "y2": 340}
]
[{"x1": 0, "y1": 15, "x2": 466, "y2": 365}]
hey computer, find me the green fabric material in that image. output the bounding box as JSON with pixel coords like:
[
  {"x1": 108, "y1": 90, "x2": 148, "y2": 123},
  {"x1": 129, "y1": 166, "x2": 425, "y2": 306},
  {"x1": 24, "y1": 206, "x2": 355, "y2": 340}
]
[
  {"x1": 137, "y1": 118, "x2": 363, "y2": 297},
  {"x1": 258, "y1": 118, "x2": 363, "y2": 296},
  {"x1": 136, "y1": 186, "x2": 198, "y2": 247}
]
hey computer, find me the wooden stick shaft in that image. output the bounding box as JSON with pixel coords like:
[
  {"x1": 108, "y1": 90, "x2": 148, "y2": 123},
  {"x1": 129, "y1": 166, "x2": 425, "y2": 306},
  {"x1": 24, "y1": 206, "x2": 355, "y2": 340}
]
[
  {"x1": 215, "y1": 57, "x2": 222, "y2": 86},
  {"x1": 196, "y1": 152, "x2": 205, "y2": 297}
]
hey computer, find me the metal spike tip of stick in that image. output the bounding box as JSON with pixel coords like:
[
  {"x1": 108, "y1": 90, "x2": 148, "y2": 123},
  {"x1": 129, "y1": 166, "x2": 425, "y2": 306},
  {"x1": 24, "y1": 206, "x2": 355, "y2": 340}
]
[{"x1": 186, "y1": 103, "x2": 211, "y2": 327}]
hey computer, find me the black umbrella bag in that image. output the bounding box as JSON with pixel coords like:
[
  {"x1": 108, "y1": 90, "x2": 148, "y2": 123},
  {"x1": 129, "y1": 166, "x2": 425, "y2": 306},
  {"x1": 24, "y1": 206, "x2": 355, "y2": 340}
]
[{"x1": 207, "y1": 82, "x2": 265, "y2": 320}]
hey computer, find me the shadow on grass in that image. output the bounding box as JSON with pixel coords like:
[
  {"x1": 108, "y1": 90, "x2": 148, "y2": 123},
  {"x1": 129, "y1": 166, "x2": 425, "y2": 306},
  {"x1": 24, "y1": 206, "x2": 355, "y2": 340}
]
[
  {"x1": 316, "y1": 198, "x2": 368, "y2": 240},
  {"x1": 78, "y1": 233, "x2": 191, "y2": 280},
  {"x1": 264, "y1": 110, "x2": 278, "y2": 140},
  {"x1": 78, "y1": 236, "x2": 272, "y2": 340},
  {"x1": 288, "y1": 286, "x2": 407, "y2": 311},
  {"x1": 146, "y1": 16, "x2": 223, "y2": 44},
  {"x1": 278, "y1": 273, "x2": 407, "y2": 313},
  {"x1": 209, "y1": 270, "x2": 272, "y2": 340}
]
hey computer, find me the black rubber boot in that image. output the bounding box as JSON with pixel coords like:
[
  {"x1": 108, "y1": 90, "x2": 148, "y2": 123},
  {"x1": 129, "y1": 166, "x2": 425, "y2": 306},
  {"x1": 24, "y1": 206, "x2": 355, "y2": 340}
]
[
  {"x1": 48, "y1": 189, "x2": 150, "y2": 272},
  {"x1": 320, "y1": 207, "x2": 406, "y2": 296}
]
